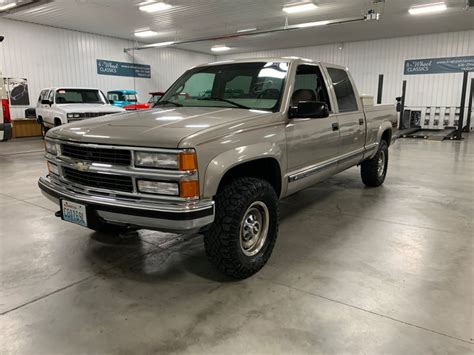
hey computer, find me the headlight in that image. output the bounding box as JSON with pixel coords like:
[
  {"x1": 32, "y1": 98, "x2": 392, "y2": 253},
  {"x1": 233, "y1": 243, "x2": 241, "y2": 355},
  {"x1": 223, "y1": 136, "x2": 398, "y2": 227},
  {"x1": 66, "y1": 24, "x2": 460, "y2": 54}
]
[
  {"x1": 44, "y1": 140, "x2": 59, "y2": 155},
  {"x1": 134, "y1": 151, "x2": 197, "y2": 170},
  {"x1": 137, "y1": 180, "x2": 179, "y2": 195},
  {"x1": 67, "y1": 113, "x2": 81, "y2": 118},
  {"x1": 67, "y1": 113, "x2": 73, "y2": 118},
  {"x1": 135, "y1": 151, "x2": 179, "y2": 169}
]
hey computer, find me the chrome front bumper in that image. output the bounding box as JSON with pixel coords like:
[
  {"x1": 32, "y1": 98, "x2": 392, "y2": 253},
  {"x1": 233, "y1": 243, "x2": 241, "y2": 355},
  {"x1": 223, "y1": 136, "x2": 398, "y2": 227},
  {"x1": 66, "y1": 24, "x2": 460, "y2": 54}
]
[{"x1": 38, "y1": 176, "x2": 215, "y2": 233}]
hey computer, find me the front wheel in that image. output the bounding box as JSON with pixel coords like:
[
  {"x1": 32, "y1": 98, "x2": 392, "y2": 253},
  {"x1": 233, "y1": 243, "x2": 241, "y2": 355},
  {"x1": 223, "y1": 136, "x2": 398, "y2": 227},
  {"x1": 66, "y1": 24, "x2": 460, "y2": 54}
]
[
  {"x1": 204, "y1": 178, "x2": 279, "y2": 279},
  {"x1": 361, "y1": 140, "x2": 388, "y2": 187}
]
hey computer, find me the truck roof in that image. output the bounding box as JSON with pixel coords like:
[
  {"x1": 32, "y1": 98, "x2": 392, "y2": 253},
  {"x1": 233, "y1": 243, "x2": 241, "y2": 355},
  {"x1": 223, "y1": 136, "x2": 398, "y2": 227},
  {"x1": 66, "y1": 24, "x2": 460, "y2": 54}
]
[
  {"x1": 107, "y1": 90, "x2": 138, "y2": 95},
  {"x1": 41, "y1": 87, "x2": 101, "y2": 91},
  {"x1": 198, "y1": 57, "x2": 347, "y2": 71}
]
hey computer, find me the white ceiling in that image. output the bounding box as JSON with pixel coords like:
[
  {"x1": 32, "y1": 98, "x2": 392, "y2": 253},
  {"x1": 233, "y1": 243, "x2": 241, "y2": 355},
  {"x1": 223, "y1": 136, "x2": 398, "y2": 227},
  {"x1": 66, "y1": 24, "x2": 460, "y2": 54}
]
[{"x1": 2, "y1": 0, "x2": 474, "y2": 54}]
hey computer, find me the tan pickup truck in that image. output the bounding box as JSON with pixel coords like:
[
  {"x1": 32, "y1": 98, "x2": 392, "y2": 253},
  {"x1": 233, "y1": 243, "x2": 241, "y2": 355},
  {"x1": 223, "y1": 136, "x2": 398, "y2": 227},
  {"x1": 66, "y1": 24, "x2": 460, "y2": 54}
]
[{"x1": 39, "y1": 57, "x2": 397, "y2": 279}]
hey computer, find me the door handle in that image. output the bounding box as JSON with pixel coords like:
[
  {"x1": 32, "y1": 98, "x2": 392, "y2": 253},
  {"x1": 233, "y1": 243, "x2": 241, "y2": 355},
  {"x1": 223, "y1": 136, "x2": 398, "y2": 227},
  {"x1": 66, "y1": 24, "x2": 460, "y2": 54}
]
[
  {"x1": 359, "y1": 118, "x2": 364, "y2": 125},
  {"x1": 332, "y1": 122, "x2": 339, "y2": 131}
]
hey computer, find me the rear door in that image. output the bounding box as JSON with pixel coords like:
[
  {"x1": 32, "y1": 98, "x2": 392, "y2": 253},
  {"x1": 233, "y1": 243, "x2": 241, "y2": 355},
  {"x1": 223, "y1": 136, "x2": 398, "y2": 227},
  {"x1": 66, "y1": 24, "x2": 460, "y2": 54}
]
[
  {"x1": 325, "y1": 66, "x2": 366, "y2": 169},
  {"x1": 285, "y1": 64, "x2": 339, "y2": 195}
]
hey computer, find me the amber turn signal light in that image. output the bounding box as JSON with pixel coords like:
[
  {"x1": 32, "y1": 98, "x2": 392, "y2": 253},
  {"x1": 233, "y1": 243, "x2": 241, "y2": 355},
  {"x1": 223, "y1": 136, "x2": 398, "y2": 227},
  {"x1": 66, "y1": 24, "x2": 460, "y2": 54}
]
[
  {"x1": 179, "y1": 151, "x2": 197, "y2": 171},
  {"x1": 180, "y1": 180, "x2": 199, "y2": 198}
]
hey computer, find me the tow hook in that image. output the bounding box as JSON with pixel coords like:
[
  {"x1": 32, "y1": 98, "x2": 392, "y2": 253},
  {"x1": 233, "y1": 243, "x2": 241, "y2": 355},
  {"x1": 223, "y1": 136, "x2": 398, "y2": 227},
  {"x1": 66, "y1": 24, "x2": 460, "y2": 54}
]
[{"x1": 54, "y1": 211, "x2": 61, "y2": 218}]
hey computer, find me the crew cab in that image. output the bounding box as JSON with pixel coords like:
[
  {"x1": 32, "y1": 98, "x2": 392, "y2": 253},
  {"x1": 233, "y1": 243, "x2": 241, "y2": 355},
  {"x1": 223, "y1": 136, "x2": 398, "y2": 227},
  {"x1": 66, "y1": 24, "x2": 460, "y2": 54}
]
[
  {"x1": 36, "y1": 87, "x2": 124, "y2": 131},
  {"x1": 39, "y1": 58, "x2": 397, "y2": 279}
]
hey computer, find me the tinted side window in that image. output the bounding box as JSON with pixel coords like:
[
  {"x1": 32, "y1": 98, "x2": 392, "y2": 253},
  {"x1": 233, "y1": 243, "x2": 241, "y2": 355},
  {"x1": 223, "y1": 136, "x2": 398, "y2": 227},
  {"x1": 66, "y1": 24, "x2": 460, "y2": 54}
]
[
  {"x1": 327, "y1": 68, "x2": 358, "y2": 113},
  {"x1": 292, "y1": 65, "x2": 331, "y2": 111}
]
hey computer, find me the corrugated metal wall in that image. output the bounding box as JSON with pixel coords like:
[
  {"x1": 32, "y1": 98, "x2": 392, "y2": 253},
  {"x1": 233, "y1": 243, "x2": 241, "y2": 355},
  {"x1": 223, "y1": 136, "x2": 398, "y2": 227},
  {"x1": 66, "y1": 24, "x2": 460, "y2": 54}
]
[
  {"x1": 222, "y1": 30, "x2": 474, "y2": 109},
  {"x1": 0, "y1": 18, "x2": 214, "y2": 118},
  {"x1": 1, "y1": 16, "x2": 472, "y2": 118}
]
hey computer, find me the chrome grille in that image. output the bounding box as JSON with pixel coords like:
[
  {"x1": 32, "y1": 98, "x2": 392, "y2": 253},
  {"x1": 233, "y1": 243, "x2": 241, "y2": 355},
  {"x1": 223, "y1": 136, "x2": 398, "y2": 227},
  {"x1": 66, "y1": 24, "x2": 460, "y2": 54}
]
[
  {"x1": 63, "y1": 167, "x2": 133, "y2": 193},
  {"x1": 61, "y1": 144, "x2": 131, "y2": 165}
]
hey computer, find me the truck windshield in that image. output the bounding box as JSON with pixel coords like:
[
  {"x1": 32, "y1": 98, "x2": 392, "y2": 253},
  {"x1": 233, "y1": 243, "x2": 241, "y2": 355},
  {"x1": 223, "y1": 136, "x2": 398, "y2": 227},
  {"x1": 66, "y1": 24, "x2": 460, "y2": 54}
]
[
  {"x1": 108, "y1": 92, "x2": 138, "y2": 102},
  {"x1": 56, "y1": 89, "x2": 106, "y2": 104},
  {"x1": 158, "y1": 62, "x2": 289, "y2": 111}
]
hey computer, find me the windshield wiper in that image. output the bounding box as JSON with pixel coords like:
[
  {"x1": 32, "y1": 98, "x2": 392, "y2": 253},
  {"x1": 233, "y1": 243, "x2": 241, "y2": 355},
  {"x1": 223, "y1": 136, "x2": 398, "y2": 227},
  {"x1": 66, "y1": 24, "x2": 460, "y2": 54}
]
[
  {"x1": 198, "y1": 97, "x2": 251, "y2": 110},
  {"x1": 156, "y1": 100, "x2": 183, "y2": 107}
]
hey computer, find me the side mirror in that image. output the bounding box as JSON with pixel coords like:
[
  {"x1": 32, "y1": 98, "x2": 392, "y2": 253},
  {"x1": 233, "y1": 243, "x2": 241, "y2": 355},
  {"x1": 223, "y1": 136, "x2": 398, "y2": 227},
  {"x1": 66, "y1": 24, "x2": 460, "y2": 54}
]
[
  {"x1": 289, "y1": 101, "x2": 329, "y2": 119},
  {"x1": 41, "y1": 99, "x2": 51, "y2": 106}
]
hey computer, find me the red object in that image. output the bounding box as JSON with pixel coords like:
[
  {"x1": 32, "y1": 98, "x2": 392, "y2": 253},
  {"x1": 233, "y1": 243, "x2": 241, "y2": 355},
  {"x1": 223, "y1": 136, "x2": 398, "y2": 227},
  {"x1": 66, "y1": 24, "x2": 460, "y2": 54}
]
[
  {"x1": 123, "y1": 102, "x2": 150, "y2": 111},
  {"x1": 2, "y1": 99, "x2": 11, "y2": 123}
]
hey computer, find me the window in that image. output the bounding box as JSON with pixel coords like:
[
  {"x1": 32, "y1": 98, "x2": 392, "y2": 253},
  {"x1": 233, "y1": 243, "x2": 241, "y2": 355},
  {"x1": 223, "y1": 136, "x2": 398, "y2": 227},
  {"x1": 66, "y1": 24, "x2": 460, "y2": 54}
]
[
  {"x1": 47, "y1": 90, "x2": 54, "y2": 103},
  {"x1": 108, "y1": 93, "x2": 120, "y2": 101},
  {"x1": 292, "y1": 65, "x2": 331, "y2": 111},
  {"x1": 124, "y1": 94, "x2": 137, "y2": 102},
  {"x1": 55, "y1": 89, "x2": 104, "y2": 104},
  {"x1": 224, "y1": 75, "x2": 252, "y2": 98},
  {"x1": 159, "y1": 62, "x2": 288, "y2": 111},
  {"x1": 327, "y1": 68, "x2": 358, "y2": 113},
  {"x1": 38, "y1": 90, "x2": 49, "y2": 103}
]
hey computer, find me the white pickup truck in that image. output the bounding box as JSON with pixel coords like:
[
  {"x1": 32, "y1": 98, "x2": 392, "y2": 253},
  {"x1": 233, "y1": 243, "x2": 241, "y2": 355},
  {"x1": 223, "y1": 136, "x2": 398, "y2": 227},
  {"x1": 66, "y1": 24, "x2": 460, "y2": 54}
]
[
  {"x1": 36, "y1": 87, "x2": 124, "y2": 132},
  {"x1": 39, "y1": 58, "x2": 398, "y2": 279}
]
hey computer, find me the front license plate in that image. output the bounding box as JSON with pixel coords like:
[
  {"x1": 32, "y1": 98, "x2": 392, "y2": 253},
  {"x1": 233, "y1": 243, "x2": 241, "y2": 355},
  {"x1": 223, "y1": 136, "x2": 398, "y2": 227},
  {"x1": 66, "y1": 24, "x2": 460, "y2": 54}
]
[{"x1": 61, "y1": 199, "x2": 88, "y2": 227}]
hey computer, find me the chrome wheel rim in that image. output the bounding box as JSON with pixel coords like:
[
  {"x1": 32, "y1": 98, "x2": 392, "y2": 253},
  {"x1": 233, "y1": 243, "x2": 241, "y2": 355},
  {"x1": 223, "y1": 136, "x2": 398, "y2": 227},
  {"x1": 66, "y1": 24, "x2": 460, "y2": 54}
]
[
  {"x1": 377, "y1": 150, "x2": 386, "y2": 178},
  {"x1": 239, "y1": 201, "x2": 270, "y2": 257}
]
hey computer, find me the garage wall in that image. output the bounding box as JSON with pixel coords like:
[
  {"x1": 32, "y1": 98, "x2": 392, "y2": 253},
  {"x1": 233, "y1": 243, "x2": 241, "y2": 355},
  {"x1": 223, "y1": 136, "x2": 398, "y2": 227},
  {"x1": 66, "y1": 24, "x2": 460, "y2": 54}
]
[
  {"x1": 221, "y1": 30, "x2": 474, "y2": 108},
  {"x1": 0, "y1": 18, "x2": 214, "y2": 118}
]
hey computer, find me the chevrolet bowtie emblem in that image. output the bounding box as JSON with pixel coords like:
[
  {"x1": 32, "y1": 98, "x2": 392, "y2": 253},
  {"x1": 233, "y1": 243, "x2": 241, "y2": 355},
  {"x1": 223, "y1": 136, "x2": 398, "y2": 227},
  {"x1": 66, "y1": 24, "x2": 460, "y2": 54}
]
[{"x1": 74, "y1": 162, "x2": 90, "y2": 172}]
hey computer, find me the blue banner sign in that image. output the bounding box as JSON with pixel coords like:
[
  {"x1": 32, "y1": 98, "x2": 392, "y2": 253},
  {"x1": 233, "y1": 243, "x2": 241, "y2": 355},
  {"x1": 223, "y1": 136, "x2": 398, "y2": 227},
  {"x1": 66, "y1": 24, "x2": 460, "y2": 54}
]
[
  {"x1": 404, "y1": 56, "x2": 474, "y2": 75},
  {"x1": 97, "y1": 59, "x2": 151, "y2": 78}
]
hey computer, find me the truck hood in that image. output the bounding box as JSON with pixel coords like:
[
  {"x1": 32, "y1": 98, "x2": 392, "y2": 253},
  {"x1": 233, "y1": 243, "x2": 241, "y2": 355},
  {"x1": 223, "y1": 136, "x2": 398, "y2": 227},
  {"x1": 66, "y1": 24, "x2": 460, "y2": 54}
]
[
  {"x1": 48, "y1": 107, "x2": 270, "y2": 148},
  {"x1": 57, "y1": 103, "x2": 124, "y2": 113}
]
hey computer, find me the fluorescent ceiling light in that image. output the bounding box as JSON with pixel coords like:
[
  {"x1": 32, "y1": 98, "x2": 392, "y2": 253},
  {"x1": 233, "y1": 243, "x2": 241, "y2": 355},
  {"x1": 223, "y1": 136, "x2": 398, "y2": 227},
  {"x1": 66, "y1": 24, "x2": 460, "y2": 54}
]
[
  {"x1": 0, "y1": 2, "x2": 17, "y2": 11},
  {"x1": 283, "y1": 2, "x2": 318, "y2": 14},
  {"x1": 408, "y1": 2, "x2": 447, "y2": 15},
  {"x1": 294, "y1": 20, "x2": 329, "y2": 28},
  {"x1": 134, "y1": 30, "x2": 159, "y2": 37},
  {"x1": 146, "y1": 41, "x2": 175, "y2": 47},
  {"x1": 237, "y1": 27, "x2": 257, "y2": 33},
  {"x1": 139, "y1": 2, "x2": 172, "y2": 13},
  {"x1": 211, "y1": 45, "x2": 231, "y2": 52}
]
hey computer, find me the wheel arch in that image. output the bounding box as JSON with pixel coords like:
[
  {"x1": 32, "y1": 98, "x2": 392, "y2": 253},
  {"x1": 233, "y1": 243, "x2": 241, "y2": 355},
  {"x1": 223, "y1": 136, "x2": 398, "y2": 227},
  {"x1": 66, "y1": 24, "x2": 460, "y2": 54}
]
[
  {"x1": 381, "y1": 128, "x2": 392, "y2": 146},
  {"x1": 202, "y1": 143, "x2": 284, "y2": 199}
]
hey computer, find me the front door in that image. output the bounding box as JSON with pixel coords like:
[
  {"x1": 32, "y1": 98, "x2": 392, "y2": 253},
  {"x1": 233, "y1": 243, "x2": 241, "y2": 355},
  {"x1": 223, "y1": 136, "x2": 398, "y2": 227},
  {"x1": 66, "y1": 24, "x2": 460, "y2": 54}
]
[{"x1": 285, "y1": 64, "x2": 340, "y2": 195}]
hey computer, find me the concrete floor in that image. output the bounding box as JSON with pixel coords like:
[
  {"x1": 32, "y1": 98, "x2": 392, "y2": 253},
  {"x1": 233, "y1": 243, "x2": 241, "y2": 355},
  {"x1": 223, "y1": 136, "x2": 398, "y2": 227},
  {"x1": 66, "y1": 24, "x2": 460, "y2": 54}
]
[{"x1": 0, "y1": 136, "x2": 473, "y2": 354}]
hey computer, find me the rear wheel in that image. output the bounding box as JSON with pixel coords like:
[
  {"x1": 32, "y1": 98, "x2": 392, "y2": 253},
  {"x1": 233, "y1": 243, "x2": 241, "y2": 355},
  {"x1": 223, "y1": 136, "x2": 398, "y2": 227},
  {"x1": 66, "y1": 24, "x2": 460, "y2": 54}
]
[
  {"x1": 361, "y1": 140, "x2": 388, "y2": 187},
  {"x1": 204, "y1": 177, "x2": 279, "y2": 279}
]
